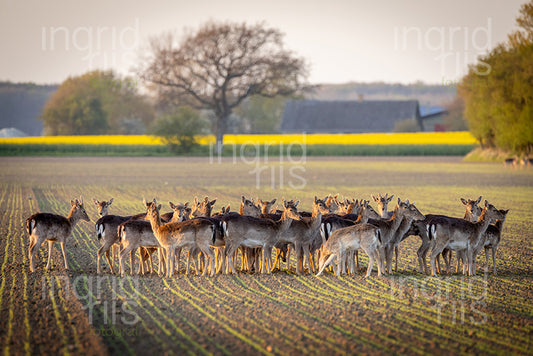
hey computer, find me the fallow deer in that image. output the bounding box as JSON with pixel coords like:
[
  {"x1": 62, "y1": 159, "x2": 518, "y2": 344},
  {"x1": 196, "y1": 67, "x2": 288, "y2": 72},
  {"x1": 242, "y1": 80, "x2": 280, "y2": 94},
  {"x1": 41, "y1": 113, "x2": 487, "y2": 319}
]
[
  {"x1": 144, "y1": 198, "x2": 217, "y2": 278},
  {"x1": 483, "y1": 209, "x2": 509, "y2": 275},
  {"x1": 316, "y1": 223, "x2": 383, "y2": 278},
  {"x1": 220, "y1": 200, "x2": 300, "y2": 274},
  {"x1": 403, "y1": 196, "x2": 482, "y2": 274},
  {"x1": 427, "y1": 200, "x2": 506, "y2": 276},
  {"x1": 27, "y1": 197, "x2": 90, "y2": 272}
]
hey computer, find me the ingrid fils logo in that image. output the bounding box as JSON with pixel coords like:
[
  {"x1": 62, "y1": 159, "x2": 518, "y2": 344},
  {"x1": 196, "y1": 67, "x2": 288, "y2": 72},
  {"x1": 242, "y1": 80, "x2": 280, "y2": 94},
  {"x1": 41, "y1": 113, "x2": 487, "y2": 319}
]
[
  {"x1": 41, "y1": 18, "x2": 140, "y2": 69},
  {"x1": 209, "y1": 136, "x2": 307, "y2": 190},
  {"x1": 394, "y1": 18, "x2": 492, "y2": 78}
]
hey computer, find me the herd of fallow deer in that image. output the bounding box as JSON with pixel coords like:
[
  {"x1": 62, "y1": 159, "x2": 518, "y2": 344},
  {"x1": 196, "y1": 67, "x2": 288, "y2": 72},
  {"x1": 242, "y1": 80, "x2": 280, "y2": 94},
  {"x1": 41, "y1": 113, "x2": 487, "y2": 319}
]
[{"x1": 25, "y1": 193, "x2": 508, "y2": 278}]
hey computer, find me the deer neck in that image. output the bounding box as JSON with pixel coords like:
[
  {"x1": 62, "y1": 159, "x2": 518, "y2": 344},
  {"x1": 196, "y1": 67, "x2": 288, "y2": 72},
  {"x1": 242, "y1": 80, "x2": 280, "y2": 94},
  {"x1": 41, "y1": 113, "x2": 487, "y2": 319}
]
[
  {"x1": 388, "y1": 208, "x2": 404, "y2": 233},
  {"x1": 471, "y1": 209, "x2": 493, "y2": 247},
  {"x1": 355, "y1": 210, "x2": 368, "y2": 224},
  {"x1": 147, "y1": 210, "x2": 163, "y2": 235},
  {"x1": 277, "y1": 213, "x2": 295, "y2": 234},
  {"x1": 66, "y1": 208, "x2": 81, "y2": 231}
]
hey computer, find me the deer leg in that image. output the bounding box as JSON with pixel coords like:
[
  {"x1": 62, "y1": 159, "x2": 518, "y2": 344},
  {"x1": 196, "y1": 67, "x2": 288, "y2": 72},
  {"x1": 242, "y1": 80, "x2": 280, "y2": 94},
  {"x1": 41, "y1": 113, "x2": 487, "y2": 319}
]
[
  {"x1": 394, "y1": 245, "x2": 399, "y2": 272},
  {"x1": 60, "y1": 241, "x2": 69, "y2": 270},
  {"x1": 491, "y1": 247, "x2": 497, "y2": 275},
  {"x1": 45, "y1": 240, "x2": 54, "y2": 271},
  {"x1": 119, "y1": 244, "x2": 134, "y2": 277},
  {"x1": 365, "y1": 250, "x2": 375, "y2": 278}
]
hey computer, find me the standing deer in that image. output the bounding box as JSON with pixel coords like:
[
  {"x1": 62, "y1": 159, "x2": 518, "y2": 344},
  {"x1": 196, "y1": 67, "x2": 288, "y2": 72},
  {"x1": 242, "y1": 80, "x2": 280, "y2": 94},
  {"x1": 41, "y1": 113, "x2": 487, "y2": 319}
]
[
  {"x1": 93, "y1": 197, "x2": 114, "y2": 217},
  {"x1": 372, "y1": 193, "x2": 394, "y2": 219},
  {"x1": 427, "y1": 200, "x2": 506, "y2": 276},
  {"x1": 278, "y1": 197, "x2": 330, "y2": 274},
  {"x1": 366, "y1": 198, "x2": 422, "y2": 274},
  {"x1": 404, "y1": 196, "x2": 482, "y2": 274},
  {"x1": 316, "y1": 223, "x2": 383, "y2": 278},
  {"x1": 144, "y1": 198, "x2": 217, "y2": 278},
  {"x1": 221, "y1": 200, "x2": 300, "y2": 274},
  {"x1": 483, "y1": 209, "x2": 509, "y2": 275},
  {"x1": 27, "y1": 197, "x2": 90, "y2": 272}
]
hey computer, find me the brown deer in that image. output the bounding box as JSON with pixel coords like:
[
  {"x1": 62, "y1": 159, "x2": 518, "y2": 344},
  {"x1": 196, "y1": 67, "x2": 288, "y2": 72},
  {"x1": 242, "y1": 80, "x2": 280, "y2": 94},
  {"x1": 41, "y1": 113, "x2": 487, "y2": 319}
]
[
  {"x1": 27, "y1": 197, "x2": 90, "y2": 272},
  {"x1": 482, "y1": 209, "x2": 509, "y2": 275},
  {"x1": 277, "y1": 197, "x2": 331, "y2": 274},
  {"x1": 316, "y1": 223, "x2": 383, "y2": 278},
  {"x1": 220, "y1": 200, "x2": 300, "y2": 274},
  {"x1": 93, "y1": 197, "x2": 114, "y2": 217},
  {"x1": 404, "y1": 196, "x2": 482, "y2": 274},
  {"x1": 144, "y1": 198, "x2": 217, "y2": 278},
  {"x1": 382, "y1": 201, "x2": 425, "y2": 274},
  {"x1": 427, "y1": 200, "x2": 506, "y2": 276}
]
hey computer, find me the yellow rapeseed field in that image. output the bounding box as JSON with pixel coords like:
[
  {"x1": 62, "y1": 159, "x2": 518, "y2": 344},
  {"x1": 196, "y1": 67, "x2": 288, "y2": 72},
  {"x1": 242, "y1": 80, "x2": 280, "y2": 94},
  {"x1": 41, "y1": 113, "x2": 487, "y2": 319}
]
[{"x1": 0, "y1": 131, "x2": 477, "y2": 146}]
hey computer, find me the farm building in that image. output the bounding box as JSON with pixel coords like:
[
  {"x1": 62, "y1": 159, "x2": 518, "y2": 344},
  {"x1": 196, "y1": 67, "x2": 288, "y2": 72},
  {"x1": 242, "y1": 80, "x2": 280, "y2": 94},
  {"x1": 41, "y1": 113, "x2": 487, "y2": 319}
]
[{"x1": 280, "y1": 99, "x2": 446, "y2": 133}]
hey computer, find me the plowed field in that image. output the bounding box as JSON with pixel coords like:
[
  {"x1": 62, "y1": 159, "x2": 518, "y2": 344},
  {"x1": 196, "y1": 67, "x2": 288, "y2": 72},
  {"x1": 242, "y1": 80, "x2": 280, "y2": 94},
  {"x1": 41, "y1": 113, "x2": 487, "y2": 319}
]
[{"x1": 1, "y1": 156, "x2": 532, "y2": 355}]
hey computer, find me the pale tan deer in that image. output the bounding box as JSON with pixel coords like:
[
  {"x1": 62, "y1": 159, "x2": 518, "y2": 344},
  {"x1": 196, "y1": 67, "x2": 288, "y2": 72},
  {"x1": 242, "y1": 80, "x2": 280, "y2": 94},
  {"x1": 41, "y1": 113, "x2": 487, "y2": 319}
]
[
  {"x1": 220, "y1": 200, "x2": 300, "y2": 274},
  {"x1": 366, "y1": 198, "x2": 422, "y2": 274},
  {"x1": 144, "y1": 198, "x2": 217, "y2": 277},
  {"x1": 320, "y1": 200, "x2": 380, "y2": 273},
  {"x1": 27, "y1": 197, "x2": 90, "y2": 272},
  {"x1": 316, "y1": 223, "x2": 383, "y2": 278},
  {"x1": 122, "y1": 201, "x2": 192, "y2": 276},
  {"x1": 427, "y1": 200, "x2": 506, "y2": 276}
]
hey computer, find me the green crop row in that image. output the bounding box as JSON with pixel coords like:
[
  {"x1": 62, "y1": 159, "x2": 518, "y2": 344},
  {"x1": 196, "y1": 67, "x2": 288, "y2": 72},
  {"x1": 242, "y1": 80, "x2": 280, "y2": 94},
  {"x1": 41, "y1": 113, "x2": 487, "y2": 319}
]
[{"x1": 0, "y1": 143, "x2": 476, "y2": 156}]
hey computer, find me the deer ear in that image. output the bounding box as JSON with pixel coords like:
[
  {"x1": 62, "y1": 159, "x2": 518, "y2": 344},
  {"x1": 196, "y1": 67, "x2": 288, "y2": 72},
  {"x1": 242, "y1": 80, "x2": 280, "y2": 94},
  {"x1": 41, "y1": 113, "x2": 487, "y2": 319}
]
[
  {"x1": 92, "y1": 198, "x2": 99, "y2": 205},
  {"x1": 371, "y1": 195, "x2": 378, "y2": 202},
  {"x1": 398, "y1": 197, "x2": 401, "y2": 205},
  {"x1": 476, "y1": 196, "x2": 482, "y2": 204},
  {"x1": 169, "y1": 202, "x2": 175, "y2": 209},
  {"x1": 184, "y1": 202, "x2": 189, "y2": 207},
  {"x1": 293, "y1": 200, "x2": 300, "y2": 207},
  {"x1": 143, "y1": 198, "x2": 147, "y2": 206},
  {"x1": 271, "y1": 199, "x2": 276, "y2": 205},
  {"x1": 485, "y1": 200, "x2": 489, "y2": 207},
  {"x1": 388, "y1": 195, "x2": 394, "y2": 202},
  {"x1": 157, "y1": 204, "x2": 162, "y2": 211},
  {"x1": 108, "y1": 198, "x2": 113, "y2": 205},
  {"x1": 71, "y1": 200, "x2": 76, "y2": 206},
  {"x1": 241, "y1": 196, "x2": 245, "y2": 202},
  {"x1": 461, "y1": 198, "x2": 467, "y2": 205},
  {"x1": 210, "y1": 199, "x2": 217, "y2": 206}
]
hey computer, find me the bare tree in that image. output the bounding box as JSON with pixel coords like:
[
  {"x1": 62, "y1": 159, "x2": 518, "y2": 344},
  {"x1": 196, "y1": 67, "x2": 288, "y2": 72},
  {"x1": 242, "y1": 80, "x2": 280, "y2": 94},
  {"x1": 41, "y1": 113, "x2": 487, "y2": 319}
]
[{"x1": 138, "y1": 21, "x2": 309, "y2": 152}]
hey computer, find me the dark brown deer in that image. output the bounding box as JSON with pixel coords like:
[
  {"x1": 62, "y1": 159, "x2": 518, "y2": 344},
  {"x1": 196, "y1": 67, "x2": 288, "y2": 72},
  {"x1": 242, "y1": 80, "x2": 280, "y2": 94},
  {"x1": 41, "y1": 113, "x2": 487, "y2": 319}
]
[{"x1": 27, "y1": 197, "x2": 90, "y2": 272}]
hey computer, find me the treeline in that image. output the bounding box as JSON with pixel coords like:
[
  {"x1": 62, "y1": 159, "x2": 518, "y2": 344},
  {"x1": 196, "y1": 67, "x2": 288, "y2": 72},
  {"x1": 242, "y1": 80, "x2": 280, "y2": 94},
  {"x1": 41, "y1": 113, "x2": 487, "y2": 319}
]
[
  {"x1": 308, "y1": 81, "x2": 456, "y2": 106},
  {"x1": 458, "y1": 1, "x2": 533, "y2": 156},
  {"x1": 0, "y1": 82, "x2": 57, "y2": 136}
]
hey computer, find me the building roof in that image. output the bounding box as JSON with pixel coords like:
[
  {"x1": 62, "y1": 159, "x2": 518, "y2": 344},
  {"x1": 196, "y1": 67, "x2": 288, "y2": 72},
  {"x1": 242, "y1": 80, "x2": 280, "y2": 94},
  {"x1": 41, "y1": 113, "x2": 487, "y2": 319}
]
[{"x1": 280, "y1": 99, "x2": 422, "y2": 133}]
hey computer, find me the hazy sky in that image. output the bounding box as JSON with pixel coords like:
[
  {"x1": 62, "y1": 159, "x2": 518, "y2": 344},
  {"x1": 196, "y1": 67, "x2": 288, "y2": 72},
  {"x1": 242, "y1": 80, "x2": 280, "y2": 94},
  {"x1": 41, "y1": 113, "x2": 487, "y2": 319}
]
[{"x1": 0, "y1": 0, "x2": 525, "y2": 85}]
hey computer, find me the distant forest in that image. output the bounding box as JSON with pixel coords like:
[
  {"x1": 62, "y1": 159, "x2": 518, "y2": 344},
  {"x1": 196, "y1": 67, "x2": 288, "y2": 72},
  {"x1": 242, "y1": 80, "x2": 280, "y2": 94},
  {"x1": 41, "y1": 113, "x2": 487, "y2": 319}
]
[
  {"x1": 308, "y1": 82, "x2": 456, "y2": 106},
  {"x1": 0, "y1": 81, "x2": 456, "y2": 136},
  {"x1": 0, "y1": 82, "x2": 58, "y2": 136}
]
